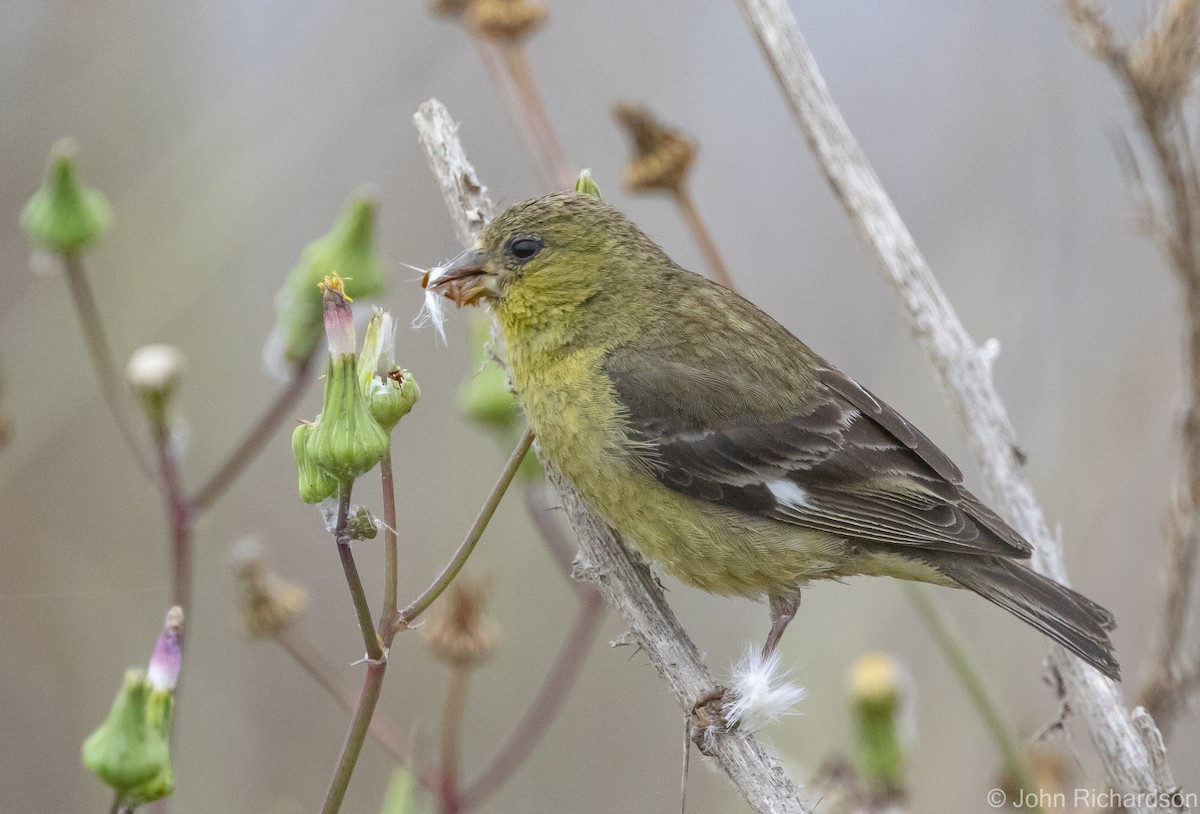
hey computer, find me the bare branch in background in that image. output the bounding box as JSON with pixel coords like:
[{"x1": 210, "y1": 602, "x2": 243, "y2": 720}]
[
  {"x1": 733, "y1": 0, "x2": 1181, "y2": 806},
  {"x1": 1065, "y1": 0, "x2": 1200, "y2": 742},
  {"x1": 415, "y1": 97, "x2": 812, "y2": 814}
]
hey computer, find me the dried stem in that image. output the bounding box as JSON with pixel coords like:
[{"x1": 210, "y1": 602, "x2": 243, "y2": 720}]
[
  {"x1": 61, "y1": 254, "x2": 158, "y2": 484},
  {"x1": 733, "y1": 0, "x2": 1179, "y2": 804},
  {"x1": 191, "y1": 349, "x2": 318, "y2": 511},
  {"x1": 415, "y1": 97, "x2": 812, "y2": 814},
  {"x1": 396, "y1": 427, "x2": 533, "y2": 628},
  {"x1": 439, "y1": 666, "x2": 471, "y2": 814},
  {"x1": 459, "y1": 589, "x2": 605, "y2": 811},
  {"x1": 671, "y1": 185, "x2": 735, "y2": 290},
  {"x1": 1066, "y1": 0, "x2": 1200, "y2": 742}
]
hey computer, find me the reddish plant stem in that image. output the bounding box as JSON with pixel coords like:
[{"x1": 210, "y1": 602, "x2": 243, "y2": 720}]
[
  {"x1": 439, "y1": 666, "x2": 471, "y2": 814},
  {"x1": 671, "y1": 186, "x2": 735, "y2": 290},
  {"x1": 459, "y1": 589, "x2": 605, "y2": 811},
  {"x1": 62, "y1": 254, "x2": 158, "y2": 483},
  {"x1": 381, "y1": 451, "x2": 400, "y2": 631},
  {"x1": 497, "y1": 43, "x2": 576, "y2": 190}
]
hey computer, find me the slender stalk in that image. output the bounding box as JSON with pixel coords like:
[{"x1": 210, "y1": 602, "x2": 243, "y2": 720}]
[
  {"x1": 191, "y1": 349, "x2": 317, "y2": 511},
  {"x1": 320, "y1": 660, "x2": 387, "y2": 814},
  {"x1": 152, "y1": 423, "x2": 193, "y2": 618},
  {"x1": 497, "y1": 44, "x2": 575, "y2": 189},
  {"x1": 380, "y1": 451, "x2": 400, "y2": 635},
  {"x1": 334, "y1": 482, "x2": 383, "y2": 662},
  {"x1": 397, "y1": 428, "x2": 533, "y2": 627},
  {"x1": 275, "y1": 626, "x2": 413, "y2": 767},
  {"x1": 62, "y1": 255, "x2": 157, "y2": 483},
  {"x1": 459, "y1": 590, "x2": 604, "y2": 811},
  {"x1": 108, "y1": 793, "x2": 122, "y2": 814},
  {"x1": 439, "y1": 666, "x2": 471, "y2": 814},
  {"x1": 671, "y1": 186, "x2": 735, "y2": 290},
  {"x1": 904, "y1": 584, "x2": 1040, "y2": 811}
]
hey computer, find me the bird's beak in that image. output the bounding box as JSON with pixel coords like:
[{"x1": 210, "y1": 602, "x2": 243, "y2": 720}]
[{"x1": 422, "y1": 248, "x2": 499, "y2": 308}]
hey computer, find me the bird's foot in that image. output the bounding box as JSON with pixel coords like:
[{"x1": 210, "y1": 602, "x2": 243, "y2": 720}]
[{"x1": 689, "y1": 685, "x2": 730, "y2": 755}]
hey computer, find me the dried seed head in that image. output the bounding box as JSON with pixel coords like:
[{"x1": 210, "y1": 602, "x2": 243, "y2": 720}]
[
  {"x1": 612, "y1": 103, "x2": 696, "y2": 194},
  {"x1": 469, "y1": 0, "x2": 547, "y2": 43},
  {"x1": 232, "y1": 539, "x2": 310, "y2": 638},
  {"x1": 1130, "y1": 0, "x2": 1200, "y2": 112},
  {"x1": 421, "y1": 575, "x2": 500, "y2": 668},
  {"x1": 430, "y1": 0, "x2": 473, "y2": 18}
]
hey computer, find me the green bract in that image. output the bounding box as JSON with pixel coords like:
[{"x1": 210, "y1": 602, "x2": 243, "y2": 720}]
[
  {"x1": 22, "y1": 139, "x2": 111, "y2": 254},
  {"x1": 574, "y1": 168, "x2": 603, "y2": 199},
  {"x1": 292, "y1": 422, "x2": 338, "y2": 503}
]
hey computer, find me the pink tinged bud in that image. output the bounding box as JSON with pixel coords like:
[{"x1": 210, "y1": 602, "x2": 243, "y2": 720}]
[
  {"x1": 321, "y1": 276, "x2": 356, "y2": 358},
  {"x1": 147, "y1": 607, "x2": 183, "y2": 693}
]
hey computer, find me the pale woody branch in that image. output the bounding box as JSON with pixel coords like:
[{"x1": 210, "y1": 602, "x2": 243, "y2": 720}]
[
  {"x1": 733, "y1": 0, "x2": 1180, "y2": 808},
  {"x1": 414, "y1": 97, "x2": 811, "y2": 814}
]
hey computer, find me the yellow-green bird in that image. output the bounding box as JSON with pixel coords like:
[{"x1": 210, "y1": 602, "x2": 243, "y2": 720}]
[{"x1": 425, "y1": 191, "x2": 1119, "y2": 681}]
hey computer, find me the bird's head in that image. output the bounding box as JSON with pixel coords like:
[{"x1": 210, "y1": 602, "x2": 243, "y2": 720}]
[{"x1": 423, "y1": 191, "x2": 672, "y2": 337}]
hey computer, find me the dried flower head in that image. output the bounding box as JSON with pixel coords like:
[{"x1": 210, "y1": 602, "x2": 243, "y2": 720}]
[
  {"x1": 612, "y1": 103, "x2": 696, "y2": 194},
  {"x1": 1130, "y1": 0, "x2": 1200, "y2": 111},
  {"x1": 469, "y1": 0, "x2": 547, "y2": 43},
  {"x1": 429, "y1": 0, "x2": 473, "y2": 18},
  {"x1": 232, "y1": 539, "x2": 310, "y2": 638},
  {"x1": 421, "y1": 575, "x2": 500, "y2": 668}
]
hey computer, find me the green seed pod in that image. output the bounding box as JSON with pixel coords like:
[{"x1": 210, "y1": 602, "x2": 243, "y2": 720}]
[
  {"x1": 125, "y1": 689, "x2": 175, "y2": 804},
  {"x1": 21, "y1": 139, "x2": 112, "y2": 255},
  {"x1": 292, "y1": 422, "x2": 338, "y2": 504}
]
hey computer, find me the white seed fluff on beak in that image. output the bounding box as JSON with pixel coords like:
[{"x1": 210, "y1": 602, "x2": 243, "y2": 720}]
[{"x1": 413, "y1": 261, "x2": 450, "y2": 343}]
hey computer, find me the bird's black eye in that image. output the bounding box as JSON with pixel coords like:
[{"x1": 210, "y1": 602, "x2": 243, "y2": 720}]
[{"x1": 507, "y1": 236, "x2": 544, "y2": 263}]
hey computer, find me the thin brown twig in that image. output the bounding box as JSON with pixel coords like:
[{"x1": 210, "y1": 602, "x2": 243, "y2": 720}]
[
  {"x1": 439, "y1": 666, "x2": 471, "y2": 814},
  {"x1": 496, "y1": 43, "x2": 576, "y2": 189},
  {"x1": 459, "y1": 589, "x2": 605, "y2": 811},
  {"x1": 1066, "y1": 0, "x2": 1200, "y2": 742},
  {"x1": 151, "y1": 422, "x2": 193, "y2": 620},
  {"x1": 62, "y1": 255, "x2": 158, "y2": 483},
  {"x1": 671, "y1": 185, "x2": 735, "y2": 290},
  {"x1": 191, "y1": 349, "x2": 318, "y2": 512}
]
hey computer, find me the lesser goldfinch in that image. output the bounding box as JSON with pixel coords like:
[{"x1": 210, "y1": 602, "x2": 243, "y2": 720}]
[{"x1": 424, "y1": 192, "x2": 1119, "y2": 681}]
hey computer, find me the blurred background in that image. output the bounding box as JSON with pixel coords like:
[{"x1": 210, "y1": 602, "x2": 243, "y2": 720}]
[{"x1": 1, "y1": 1, "x2": 1196, "y2": 812}]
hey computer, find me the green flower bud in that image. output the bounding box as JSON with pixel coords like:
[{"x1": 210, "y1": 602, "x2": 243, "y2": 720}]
[
  {"x1": 272, "y1": 190, "x2": 387, "y2": 365},
  {"x1": 359, "y1": 309, "x2": 419, "y2": 431},
  {"x1": 457, "y1": 315, "x2": 519, "y2": 430},
  {"x1": 575, "y1": 168, "x2": 603, "y2": 199},
  {"x1": 126, "y1": 344, "x2": 184, "y2": 434},
  {"x1": 21, "y1": 139, "x2": 111, "y2": 255},
  {"x1": 82, "y1": 670, "x2": 170, "y2": 798},
  {"x1": 308, "y1": 352, "x2": 389, "y2": 482},
  {"x1": 849, "y1": 652, "x2": 908, "y2": 799},
  {"x1": 293, "y1": 422, "x2": 338, "y2": 503}
]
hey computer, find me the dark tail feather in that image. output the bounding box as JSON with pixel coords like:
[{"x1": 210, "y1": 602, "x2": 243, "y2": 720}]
[{"x1": 927, "y1": 553, "x2": 1120, "y2": 680}]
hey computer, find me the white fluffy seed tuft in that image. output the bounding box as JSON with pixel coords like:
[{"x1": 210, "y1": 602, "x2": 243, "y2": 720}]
[
  {"x1": 413, "y1": 262, "x2": 450, "y2": 342},
  {"x1": 723, "y1": 647, "x2": 806, "y2": 734}
]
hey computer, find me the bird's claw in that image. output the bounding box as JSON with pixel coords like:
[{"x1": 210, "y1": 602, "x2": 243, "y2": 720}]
[{"x1": 689, "y1": 685, "x2": 730, "y2": 755}]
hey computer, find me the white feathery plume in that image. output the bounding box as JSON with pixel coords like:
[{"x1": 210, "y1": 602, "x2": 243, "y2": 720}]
[{"x1": 723, "y1": 646, "x2": 806, "y2": 735}]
